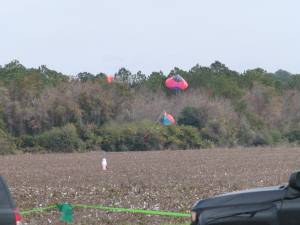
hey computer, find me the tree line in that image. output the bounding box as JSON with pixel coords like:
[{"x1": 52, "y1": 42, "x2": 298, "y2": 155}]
[{"x1": 1, "y1": 60, "x2": 300, "y2": 154}]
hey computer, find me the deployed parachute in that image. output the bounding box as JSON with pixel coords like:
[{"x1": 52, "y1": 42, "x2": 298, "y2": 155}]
[
  {"x1": 106, "y1": 75, "x2": 114, "y2": 83},
  {"x1": 165, "y1": 74, "x2": 188, "y2": 91},
  {"x1": 160, "y1": 111, "x2": 176, "y2": 125}
]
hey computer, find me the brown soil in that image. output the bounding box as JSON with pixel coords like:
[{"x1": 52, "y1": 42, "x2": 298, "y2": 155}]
[{"x1": 1, "y1": 147, "x2": 300, "y2": 224}]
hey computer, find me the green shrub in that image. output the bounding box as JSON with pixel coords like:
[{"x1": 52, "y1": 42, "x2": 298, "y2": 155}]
[
  {"x1": 0, "y1": 129, "x2": 17, "y2": 155},
  {"x1": 178, "y1": 107, "x2": 208, "y2": 129},
  {"x1": 99, "y1": 121, "x2": 210, "y2": 151},
  {"x1": 237, "y1": 123, "x2": 274, "y2": 146},
  {"x1": 285, "y1": 130, "x2": 300, "y2": 143},
  {"x1": 77, "y1": 124, "x2": 102, "y2": 149},
  {"x1": 270, "y1": 129, "x2": 282, "y2": 144},
  {"x1": 165, "y1": 125, "x2": 210, "y2": 149},
  {"x1": 201, "y1": 118, "x2": 240, "y2": 147},
  {"x1": 36, "y1": 123, "x2": 84, "y2": 152},
  {"x1": 237, "y1": 122, "x2": 256, "y2": 146},
  {"x1": 244, "y1": 112, "x2": 264, "y2": 130},
  {"x1": 100, "y1": 121, "x2": 164, "y2": 151},
  {"x1": 18, "y1": 135, "x2": 36, "y2": 148},
  {"x1": 233, "y1": 100, "x2": 247, "y2": 115},
  {"x1": 251, "y1": 131, "x2": 272, "y2": 146}
]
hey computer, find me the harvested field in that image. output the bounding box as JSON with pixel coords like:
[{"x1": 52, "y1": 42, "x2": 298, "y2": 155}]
[{"x1": 1, "y1": 147, "x2": 300, "y2": 224}]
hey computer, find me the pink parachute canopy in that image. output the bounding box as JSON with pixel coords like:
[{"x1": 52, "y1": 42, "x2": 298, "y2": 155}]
[{"x1": 165, "y1": 75, "x2": 188, "y2": 91}]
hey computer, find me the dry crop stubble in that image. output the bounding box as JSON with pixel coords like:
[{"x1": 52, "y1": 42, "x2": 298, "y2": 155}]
[{"x1": 1, "y1": 147, "x2": 300, "y2": 224}]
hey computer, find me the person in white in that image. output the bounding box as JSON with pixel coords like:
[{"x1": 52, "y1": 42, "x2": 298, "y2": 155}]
[{"x1": 102, "y1": 158, "x2": 107, "y2": 170}]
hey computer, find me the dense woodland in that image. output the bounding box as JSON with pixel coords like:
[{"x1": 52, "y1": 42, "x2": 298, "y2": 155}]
[{"x1": 1, "y1": 60, "x2": 300, "y2": 154}]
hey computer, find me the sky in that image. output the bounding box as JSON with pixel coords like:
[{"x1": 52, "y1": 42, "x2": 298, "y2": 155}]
[{"x1": 0, "y1": 0, "x2": 300, "y2": 75}]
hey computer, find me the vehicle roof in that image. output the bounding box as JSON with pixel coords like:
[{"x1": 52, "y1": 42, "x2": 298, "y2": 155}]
[
  {"x1": 193, "y1": 185, "x2": 287, "y2": 211},
  {"x1": 217, "y1": 184, "x2": 288, "y2": 197}
]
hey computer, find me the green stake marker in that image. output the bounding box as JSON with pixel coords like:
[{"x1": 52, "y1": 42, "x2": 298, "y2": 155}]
[{"x1": 57, "y1": 203, "x2": 74, "y2": 223}]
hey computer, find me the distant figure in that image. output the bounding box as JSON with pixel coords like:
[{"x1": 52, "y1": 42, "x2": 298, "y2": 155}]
[{"x1": 102, "y1": 158, "x2": 107, "y2": 170}]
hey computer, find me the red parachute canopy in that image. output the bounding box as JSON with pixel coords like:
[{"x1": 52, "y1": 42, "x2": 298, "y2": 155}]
[
  {"x1": 106, "y1": 75, "x2": 114, "y2": 83},
  {"x1": 165, "y1": 74, "x2": 188, "y2": 91}
]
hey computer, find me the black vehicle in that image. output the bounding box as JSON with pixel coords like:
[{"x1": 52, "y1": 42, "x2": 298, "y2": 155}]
[
  {"x1": 190, "y1": 171, "x2": 300, "y2": 225},
  {"x1": 0, "y1": 176, "x2": 23, "y2": 225}
]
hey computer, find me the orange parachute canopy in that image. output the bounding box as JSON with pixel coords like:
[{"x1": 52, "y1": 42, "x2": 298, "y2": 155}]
[{"x1": 106, "y1": 75, "x2": 114, "y2": 83}]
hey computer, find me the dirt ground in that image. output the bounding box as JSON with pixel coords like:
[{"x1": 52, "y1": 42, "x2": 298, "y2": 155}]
[{"x1": 1, "y1": 147, "x2": 300, "y2": 225}]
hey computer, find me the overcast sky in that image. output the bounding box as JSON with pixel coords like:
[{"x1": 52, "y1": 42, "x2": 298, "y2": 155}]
[{"x1": 0, "y1": 0, "x2": 299, "y2": 75}]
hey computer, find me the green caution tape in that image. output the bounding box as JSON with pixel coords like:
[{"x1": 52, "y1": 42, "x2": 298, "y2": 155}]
[
  {"x1": 20, "y1": 203, "x2": 190, "y2": 218},
  {"x1": 21, "y1": 205, "x2": 57, "y2": 215},
  {"x1": 74, "y1": 204, "x2": 190, "y2": 217}
]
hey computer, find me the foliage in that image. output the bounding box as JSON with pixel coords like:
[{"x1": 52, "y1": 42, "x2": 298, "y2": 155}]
[
  {"x1": 177, "y1": 107, "x2": 208, "y2": 129},
  {"x1": 201, "y1": 120, "x2": 236, "y2": 147},
  {"x1": 100, "y1": 121, "x2": 210, "y2": 151},
  {"x1": 1, "y1": 60, "x2": 300, "y2": 153},
  {"x1": 285, "y1": 130, "x2": 300, "y2": 143},
  {"x1": 237, "y1": 121, "x2": 280, "y2": 146},
  {"x1": 35, "y1": 124, "x2": 84, "y2": 152},
  {"x1": 0, "y1": 129, "x2": 16, "y2": 155},
  {"x1": 77, "y1": 123, "x2": 102, "y2": 149},
  {"x1": 143, "y1": 71, "x2": 166, "y2": 91},
  {"x1": 270, "y1": 129, "x2": 283, "y2": 144}
]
